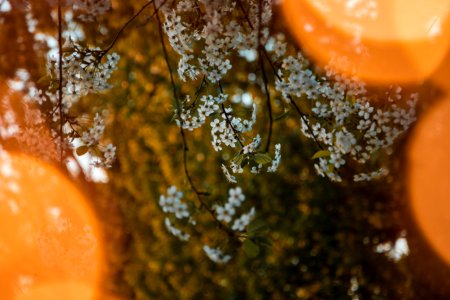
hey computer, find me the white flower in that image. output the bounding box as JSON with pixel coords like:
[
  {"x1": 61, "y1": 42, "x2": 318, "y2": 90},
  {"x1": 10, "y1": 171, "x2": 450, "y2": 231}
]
[
  {"x1": 267, "y1": 144, "x2": 281, "y2": 173},
  {"x1": 165, "y1": 218, "x2": 190, "y2": 241},
  {"x1": 221, "y1": 164, "x2": 237, "y2": 183},
  {"x1": 159, "y1": 186, "x2": 190, "y2": 219},
  {"x1": 203, "y1": 245, "x2": 231, "y2": 264},
  {"x1": 231, "y1": 207, "x2": 256, "y2": 231},
  {"x1": 228, "y1": 187, "x2": 245, "y2": 207},
  {"x1": 216, "y1": 203, "x2": 235, "y2": 223},
  {"x1": 334, "y1": 130, "x2": 356, "y2": 155}
]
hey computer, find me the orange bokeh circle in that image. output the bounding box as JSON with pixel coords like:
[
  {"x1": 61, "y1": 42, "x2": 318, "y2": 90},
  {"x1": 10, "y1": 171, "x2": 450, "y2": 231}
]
[
  {"x1": 282, "y1": 0, "x2": 450, "y2": 85},
  {"x1": 0, "y1": 152, "x2": 104, "y2": 299},
  {"x1": 408, "y1": 97, "x2": 450, "y2": 265}
]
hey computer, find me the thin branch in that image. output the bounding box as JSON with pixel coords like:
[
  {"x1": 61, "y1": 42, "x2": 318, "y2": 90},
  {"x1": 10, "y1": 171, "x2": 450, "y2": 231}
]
[
  {"x1": 261, "y1": 50, "x2": 324, "y2": 150},
  {"x1": 186, "y1": 75, "x2": 206, "y2": 110},
  {"x1": 218, "y1": 81, "x2": 245, "y2": 148},
  {"x1": 236, "y1": 0, "x2": 323, "y2": 150},
  {"x1": 236, "y1": 0, "x2": 254, "y2": 30},
  {"x1": 100, "y1": 1, "x2": 155, "y2": 57},
  {"x1": 153, "y1": 4, "x2": 235, "y2": 237},
  {"x1": 257, "y1": 0, "x2": 273, "y2": 152},
  {"x1": 57, "y1": 0, "x2": 64, "y2": 163},
  {"x1": 259, "y1": 53, "x2": 273, "y2": 152}
]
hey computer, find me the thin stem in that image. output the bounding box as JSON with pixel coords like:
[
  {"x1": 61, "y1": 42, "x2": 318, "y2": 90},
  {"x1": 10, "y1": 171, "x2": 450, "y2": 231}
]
[
  {"x1": 236, "y1": 0, "x2": 254, "y2": 30},
  {"x1": 261, "y1": 50, "x2": 324, "y2": 150},
  {"x1": 58, "y1": 0, "x2": 64, "y2": 163},
  {"x1": 257, "y1": 0, "x2": 273, "y2": 152},
  {"x1": 221, "y1": 104, "x2": 245, "y2": 148},
  {"x1": 153, "y1": 4, "x2": 235, "y2": 237},
  {"x1": 101, "y1": 1, "x2": 155, "y2": 57},
  {"x1": 186, "y1": 75, "x2": 206, "y2": 110},
  {"x1": 236, "y1": 0, "x2": 323, "y2": 150},
  {"x1": 218, "y1": 81, "x2": 245, "y2": 148},
  {"x1": 259, "y1": 51, "x2": 273, "y2": 152}
]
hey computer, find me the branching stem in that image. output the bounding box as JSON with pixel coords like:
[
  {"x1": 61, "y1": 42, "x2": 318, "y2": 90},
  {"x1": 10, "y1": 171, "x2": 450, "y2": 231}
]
[{"x1": 153, "y1": 4, "x2": 236, "y2": 237}]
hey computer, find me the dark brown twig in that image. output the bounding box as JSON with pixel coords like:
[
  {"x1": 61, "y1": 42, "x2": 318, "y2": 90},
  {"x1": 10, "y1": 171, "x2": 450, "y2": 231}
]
[
  {"x1": 57, "y1": 0, "x2": 64, "y2": 163},
  {"x1": 100, "y1": 1, "x2": 155, "y2": 58},
  {"x1": 218, "y1": 81, "x2": 245, "y2": 148},
  {"x1": 257, "y1": 0, "x2": 273, "y2": 152}
]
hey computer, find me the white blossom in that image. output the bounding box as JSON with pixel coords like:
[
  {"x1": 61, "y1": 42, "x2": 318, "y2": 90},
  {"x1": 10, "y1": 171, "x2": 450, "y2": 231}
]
[
  {"x1": 165, "y1": 218, "x2": 190, "y2": 241},
  {"x1": 231, "y1": 207, "x2": 256, "y2": 231},
  {"x1": 203, "y1": 245, "x2": 231, "y2": 264}
]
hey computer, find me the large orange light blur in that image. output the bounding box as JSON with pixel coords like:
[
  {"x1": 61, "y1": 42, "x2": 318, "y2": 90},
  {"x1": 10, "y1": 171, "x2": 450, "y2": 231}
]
[
  {"x1": 0, "y1": 152, "x2": 104, "y2": 300},
  {"x1": 408, "y1": 97, "x2": 450, "y2": 265},
  {"x1": 283, "y1": 0, "x2": 450, "y2": 85}
]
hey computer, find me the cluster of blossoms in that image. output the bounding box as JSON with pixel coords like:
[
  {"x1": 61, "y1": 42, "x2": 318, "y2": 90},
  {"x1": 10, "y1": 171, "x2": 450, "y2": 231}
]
[
  {"x1": 205, "y1": 187, "x2": 255, "y2": 263},
  {"x1": 214, "y1": 187, "x2": 255, "y2": 232},
  {"x1": 276, "y1": 53, "x2": 417, "y2": 182},
  {"x1": 159, "y1": 186, "x2": 190, "y2": 219},
  {"x1": 59, "y1": 40, "x2": 120, "y2": 100},
  {"x1": 158, "y1": 0, "x2": 419, "y2": 184},
  {"x1": 267, "y1": 143, "x2": 281, "y2": 173},
  {"x1": 163, "y1": 0, "x2": 273, "y2": 83},
  {"x1": 175, "y1": 94, "x2": 226, "y2": 131},
  {"x1": 112, "y1": 0, "x2": 422, "y2": 264},
  {"x1": 158, "y1": 186, "x2": 192, "y2": 241},
  {"x1": 160, "y1": 0, "x2": 291, "y2": 185},
  {"x1": 210, "y1": 103, "x2": 257, "y2": 152},
  {"x1": 222, "y1": 134, "x2": 281, "y2": 179},
  {"x1": 70, "y1": 0, "x2": 111, "y2": 22},
  {"x1": 203, "y1": 245, "x2": 232, "y2": 264},
  {"x1": 159, "y1": 185, "x2": 256, "y2": 264},
  {"x1": 31, "y1": 39, "x2": 120, "y2": 167},
  {"x1": 81, "y1": 113, "x2": 105, "y2": 147}
]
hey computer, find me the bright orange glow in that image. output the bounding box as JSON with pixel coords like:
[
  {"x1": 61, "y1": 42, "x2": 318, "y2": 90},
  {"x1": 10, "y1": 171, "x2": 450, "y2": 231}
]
[
  {"x1": 282, "y1": 0, "x2": 450, "y2": 85},
  {"x1": 409, "y1": 97, "x2": 450, "y2": 265},
  {"x1": 0, "y1": 152, "x2": 104, "y2": 300},
  {"x1": 14, "y1": 281, "x2": 96, "y2": 300},
  {"x1": 431, "y1": 46, "x2": 450, "y2": 93}
]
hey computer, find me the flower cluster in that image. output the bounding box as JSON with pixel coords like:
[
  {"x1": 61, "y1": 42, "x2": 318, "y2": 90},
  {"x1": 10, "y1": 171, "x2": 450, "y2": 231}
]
[
  {"x1": 93, "y1": 143, "x2": 116, "y2": 168},
  {"x1": 71, "y1": 0, "x2": 111, "y2": 22},
  {"x1": 175, "y1": 94, "x2": 226, "y2": 131},
  {"x1": 267, "y1": 143, "x2": 281, "y2": 173},
  {"x1": 158, "y1": 185, "x2": 256, "y2": 264},
  {"x1": 59, "y1": 40, "x2": 120, "y2": 101},
  {"x1": 161, "y1": 1, "x2": 292, "y2": 185},
  {"x1": 276, "y1": 53, "x2": 417, "y2": 182},
  {"x1": 210, "y1": 103, "x2": 257, "y2": 152},
  {"x1": 203, "y1": 245, "x2": 232, "y2": 264},
  {"x1": 353, "y1": 168, "x2": 389, "y2": 182},
  {"x1": 81, "y1": 113, "x2": 105, "y2": 147},
  {"x1": 214, "y1": 187, "x2": 255, "y2": 232},
  {"x1": 222, "y1": 135, "x2": 281, "y2": 178},
  {"x1": 32, "y1": 39, "x2": 120, "y2": 167},
  {"x1": 158, "y1": 186, "x2": 191, "y2": 241},
  {"x1": 159, "y1": 186, "x2": 190, "y2": 219},
  {"x1": 165, "y1": 218, "x2": 190, "y2": 241},
  {"x1": 162, "y1": 0, "x2": 273, "y2": 83}
]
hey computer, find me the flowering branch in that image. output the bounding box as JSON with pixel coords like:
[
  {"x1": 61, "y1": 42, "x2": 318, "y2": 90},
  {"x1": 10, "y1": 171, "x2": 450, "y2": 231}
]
[
  {"x1": 153, "y1": 2, "x2": 237, "y2": 238},
  {"x1": 261, "y1": 49, "x2": 325, "y2": 151},
  {"x1": 236, "y1": 0, "x2": 319, "y2": 151},
  {"x1": 218, "y1": 81, "x2": 245, "y2": 148}
]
